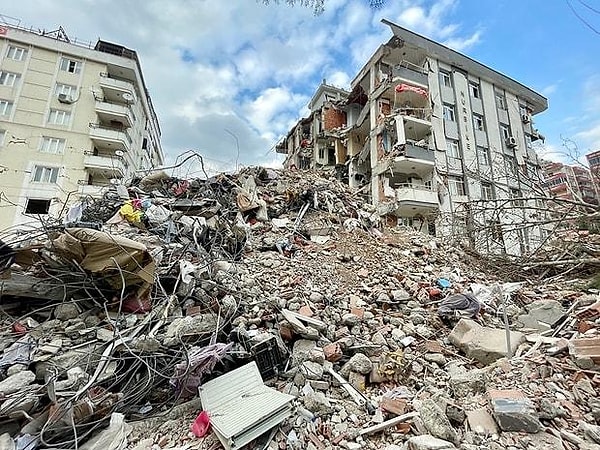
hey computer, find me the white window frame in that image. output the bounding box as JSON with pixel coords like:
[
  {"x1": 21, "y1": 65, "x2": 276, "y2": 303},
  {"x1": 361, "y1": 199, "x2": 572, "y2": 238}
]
[
  {"x1": 469, "y1": 82, "x2": 480, "y2": 99},
  {"x1": 0, "y1": 71, "x2": 20, "y2": 87},
  {"x1": 7, "y1": 46, "x2": 27, "y2": 61},
  {"x1": 500, "y1": 124, "x2": 511, "y2": 141},
  {"x1": 447, "y1": 139, "x2": 461, "y2": 158},
  {"x1": 447, "y1": 176, "x2": 465, "y2": 196},
  {"x1": 477, "y1": 146, "x2": 490, "y2": 166},
  {"x1": 40, "y1": 137, "x2": 66, "y2": 154},
  {"x1": 442, "y1": 104, "x2": 455, "y2": 122},
  {"x1": 481, "y1": 183, "x2": 494, "y2": 200},
  {"x1": 0, "y1": 100, "x2": 13, "y2": 116},
  {"x1": 505, "y1": 155, "x2": 518, "y2": 177},
  {"x1": 54, "y1": 83, "x2": 77, "y2": 97},
  {"x1": 473, "y1": 114, "x2": 485, "y2": 132},
  {"x1": 48, "y1": 109, "x2": 71, "y2": 126},
  {"x1": 318, "y1": 147, "x2": 325, "y2": 159},
  {"x1": 440, "y1": 71, "x2": 452, "y2": 88},
  {"x1": 32, "y1": 166, "x2": 59, "y2": 183},
  {"x1": 60, "y1": 57, "x2": 82, "y2": 74},
  {"x1": 496, "y1": 93, "x2": 507, "y2": 110}
]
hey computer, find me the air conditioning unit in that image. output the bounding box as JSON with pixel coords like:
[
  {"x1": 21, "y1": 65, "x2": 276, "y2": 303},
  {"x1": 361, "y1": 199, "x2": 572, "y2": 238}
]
[
  {"x1": 506, "y1": 136, "x2": 518, "y2": 148},
  {"x1": 58, "y1": 93, "x2": 74, "y2": 104},
  {"x1": 521, "y1": 114, "x2": 531, "y2": 124},
  {"x1": 77, "y1": 179, "x2": 87, "y2": 185}
]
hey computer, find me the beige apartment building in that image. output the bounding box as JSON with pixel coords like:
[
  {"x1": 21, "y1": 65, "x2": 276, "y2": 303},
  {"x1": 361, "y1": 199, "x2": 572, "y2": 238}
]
[
  {"x1": 0, "y1": 23, "x2": 164, "y2": 231},
  {"x1": 278, "y1": 19, "x2": 549, "y2": 255}
]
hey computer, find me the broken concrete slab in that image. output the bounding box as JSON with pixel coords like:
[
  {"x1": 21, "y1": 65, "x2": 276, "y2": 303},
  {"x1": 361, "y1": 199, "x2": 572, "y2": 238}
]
[
  {"x1": 0, "y1": 370, "x2": 35, "y2": 395},
  {"x1": 517, "y1": 300, "x2": 564, "y2": 331},
  {"x1": 488, "y1": 389, "x2": 541, "y2": 433},
  {"x1": 406, "y1": 435, "x2": 457, "y2": 450},
  {"x1": 466, "y1": 408, "x2": 498, "y2": 435},
  {"x1": 448, "y1": 319, "x2": 525, "y2": 365},
  {"x1": 418, "y1": 398, "x2": 458, "y2": 444}
]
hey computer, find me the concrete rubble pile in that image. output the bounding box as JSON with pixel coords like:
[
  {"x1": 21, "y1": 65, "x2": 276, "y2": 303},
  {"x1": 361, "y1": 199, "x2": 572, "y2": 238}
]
[{"x1": 0, "y1": 167, "x2": 599, "y2": 450}]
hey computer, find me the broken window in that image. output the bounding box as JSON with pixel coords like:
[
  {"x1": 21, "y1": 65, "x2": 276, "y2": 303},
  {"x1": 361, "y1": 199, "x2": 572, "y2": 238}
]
[
  {"x1": 60, "y1": 57, "x2": 82, "y2": 74},
  {"x1": 477, "y1": 146, "x2": 490, "y2": 166},
  {"x1": 442, "y1": 104, "x2": 455, "y2": 122},
  {"x1": 440, "y1": 70, "x2": 452, "y2": 88},
  {"x1": 473, "y1": 114, "x2": 485, "y2": 132},
  {"x1": 447, "y1": 176, "x2": 465, "y2": 196},
  {"x1": 469, "y1": 81, "x2": 480, "y2": 99},
  {"x1": 25, "y1": 198, "x2": 51, "y2": 214},
  {"x1": 510, "y1": 188, "x2": 524, "y2": 207}
]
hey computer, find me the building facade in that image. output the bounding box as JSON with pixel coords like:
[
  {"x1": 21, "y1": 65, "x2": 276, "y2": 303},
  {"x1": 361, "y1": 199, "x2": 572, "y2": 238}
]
[
  {"x1": 0, "y1": 23, "x2": 164, "y2": 231},
  {"x1": 277, "y1": 20, "x2": 549, "y2": 255},
  {"x1": 542, "y1": 160, "x2": 600, "y2": 206}
]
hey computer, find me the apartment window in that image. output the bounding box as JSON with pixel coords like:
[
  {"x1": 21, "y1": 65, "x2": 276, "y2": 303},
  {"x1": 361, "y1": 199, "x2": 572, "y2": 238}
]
[
  {"x1": 469, "y1": 82, "x2": 480, "y2": 99},
  {"x1": 32, "y1": 166, "x2": 59, "y2": 183},
  {"x1": 440, "y1": 70, "x2": 452, "y2": 88},
  {"x1": 60, "y1": 57, "x2": 82, "y2": 74},
  {"x1": 505, "y1": 155, "x2": 518, "y2": 177},
  {"x1": 447, "y1": 139, "x2": 461, "y2": 158},
  {"x1": 500, "y1": 124, "x2": 511, "y2": 141},
  {"x1": 54, "y1": 83, "x2": 77, "y2": 97},
  {"x1": 442, "y1": 104, "x2": 455, "y2": 122},
  {"x1": 510, "y1": 188, "x2": 524, "y2": 207},
  {"x1": 525, "y1": 134, "x2": 533, "y2": 149},
  {"x1": 447, "y1": 176, "x2": 465, "y2": 196},
  {"x1": 25, "y1": 199, "x2": 51, "y2": 214},
  {"x1": 318, "y1": 147, "x2": 325, "y2": 159},
  {"x1": 473, "y1": 114, "x2": 485, "y2": 132},
  {"x1": 0, "y1": 71, "x2": 20, "y2": 87},
  {"x1": 7, "y1": 46, "x2": 27, "y2": 61},
  {"x1": 39, "y1": 137, "x2": 66, "y2": 154},
  {"x1": 495, "y1": 92, "x2": 507, "y2": 110},
  {"x1": 477, "y1": 146, "x2": 490, "y2": 166},
  {"x1": 48, "y1": 109, "x2": 71, "y2": 126},
  {"x1": 481, "y1": 182, "x2": 494, "y2": 200},
  {"x1": 0, "y1": 129, "x2": 5, "y2": 146},
  {"x1": 0, "y1": 100, "x2": 13, "y2": 116}
]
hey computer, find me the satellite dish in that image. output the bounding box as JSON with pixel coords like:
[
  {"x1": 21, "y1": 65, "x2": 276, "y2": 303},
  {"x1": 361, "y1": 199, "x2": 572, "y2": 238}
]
[
  {"x1": 115, "y1": 150, "x2": 124, "y2": 157},
  {"x1": 122, "y1": 93, "x2": 134, "y2": 102},
  {"x1": 109, "y1": 178, "x2": 119, "y2": 185}
]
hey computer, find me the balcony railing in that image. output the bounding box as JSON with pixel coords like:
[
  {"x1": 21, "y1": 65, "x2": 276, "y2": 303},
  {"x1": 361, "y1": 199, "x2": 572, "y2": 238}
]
[
  {"x1": 95, "y1": 99, "x2": 134, "y2": 128},
  {"x1": 89, "y1": 123, "x2": 130, "y2": 151},
  {"x1": 84, "y1": 154, "x2": 126, "y2": 176},
  {"x1": 392, "y1": 61, "x2": 428, "y2": 87},
  {"x1": 395, "y1": 184, "x2": 438, "y2": 206}
]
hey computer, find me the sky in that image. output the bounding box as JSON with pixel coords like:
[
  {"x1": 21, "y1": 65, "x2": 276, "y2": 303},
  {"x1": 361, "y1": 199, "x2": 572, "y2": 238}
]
[{"x1": 2, "y1": 0, "x2": 600, "y2": 174}]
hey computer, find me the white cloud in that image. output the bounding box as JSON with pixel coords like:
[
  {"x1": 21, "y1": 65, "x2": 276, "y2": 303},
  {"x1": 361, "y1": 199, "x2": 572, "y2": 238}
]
[
  {"x1": 2, "y1": 0, "x2": 484, "y2": 170},
  {"x1": 541, "y1": 83, "x2": 559, "y2": 97}
]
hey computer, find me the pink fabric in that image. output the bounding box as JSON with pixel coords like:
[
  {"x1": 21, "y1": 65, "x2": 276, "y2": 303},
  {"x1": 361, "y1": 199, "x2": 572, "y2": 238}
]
[{"x1": 191, "y1": 411, "x2": 211, "y2": 437}]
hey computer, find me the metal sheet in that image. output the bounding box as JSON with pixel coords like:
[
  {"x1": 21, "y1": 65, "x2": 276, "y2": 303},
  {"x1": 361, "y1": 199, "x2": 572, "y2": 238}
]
[{"x1": 199, "y1": 362, "x2": 295, "y2": 450}]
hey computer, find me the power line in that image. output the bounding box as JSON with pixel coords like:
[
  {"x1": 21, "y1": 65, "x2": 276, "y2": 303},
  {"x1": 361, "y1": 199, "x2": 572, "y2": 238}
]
[
  {"x1": 577, "y1": 0, "x2": 600, "y2": 15},
  {"x1": 566, "y1": 0, "x2": 600, "y2": 35}
]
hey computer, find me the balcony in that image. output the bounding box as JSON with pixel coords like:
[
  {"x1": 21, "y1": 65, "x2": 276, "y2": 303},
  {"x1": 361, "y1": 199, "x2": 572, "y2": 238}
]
[
  {"x1": 394, "y1": 184, "x2": 439, "y2": 216},
  {"x1": 392, "y1": 62, "x2": 428, "y2": 88},
  {"x1": 95, "y1": 100, "x2": 134, "y2": 128},
  {"x1": 99, "y1": 73, "x2": 135, "y2": 104},
  {"x1": 400, "y1": 114, "x2": 431, "y2": 142},
  {"x1": 78, "y1": 184, "x2": 111, "y2": 198},
  {"x1": 84, "y1": 154, "x2": 126, "y2": 178},
  {"x1": 89, "y1": 123, "x2": 130, "y2": 152},
  {"x1": 393, "y1": 144, "x2": 435, "y2": 177}
]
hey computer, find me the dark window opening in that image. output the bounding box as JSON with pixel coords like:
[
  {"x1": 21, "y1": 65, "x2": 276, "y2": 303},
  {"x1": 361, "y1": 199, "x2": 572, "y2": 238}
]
[
  {"x1": 328, "y1": 148, "x2": 335, "y2": 165},
  {"x1": 25, "y1": 199, "x2": 51, "y2": 214},
  {"x1": 142, "y1": 138, "x2": 148, "y2": 150}
]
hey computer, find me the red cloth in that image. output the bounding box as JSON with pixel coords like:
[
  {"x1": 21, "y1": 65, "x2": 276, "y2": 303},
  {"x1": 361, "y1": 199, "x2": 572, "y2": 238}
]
[
  {"x1": 395, "y1": 83, "x2": 428, "y2": 97},
  {"x1": 191, "y1": 411, "x2": 211, "y2": 437}
]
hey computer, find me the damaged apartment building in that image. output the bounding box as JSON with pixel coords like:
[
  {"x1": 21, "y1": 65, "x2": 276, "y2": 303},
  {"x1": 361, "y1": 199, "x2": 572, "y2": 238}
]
[{"x1": 277, "y1": 19, "x2": 549, "y2": 255}]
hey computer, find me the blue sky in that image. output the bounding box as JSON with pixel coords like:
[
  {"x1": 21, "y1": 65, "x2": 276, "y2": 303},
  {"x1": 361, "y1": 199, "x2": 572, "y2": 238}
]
[{"x1": 2, "y1": 0, "x2": 600, "y2": 173}]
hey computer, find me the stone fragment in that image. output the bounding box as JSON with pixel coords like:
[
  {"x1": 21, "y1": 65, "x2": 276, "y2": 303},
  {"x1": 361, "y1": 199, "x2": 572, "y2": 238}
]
[
  {"x1": 164, "y1": 315, "x2": 218, "y2": 346},
  {"x1": 448, "y1": 319, "x2": 524, "y2": 365},
  {"x1": 466, "y1": 408, "x2": 498, "y2": 435},
  {"x1": 342, "y1": 313, "x2": 360, "y2": 326},
  {"x1": 517, "y1": 300, "x2": 564, "y2": 331},
  {"x1": 449, "y1": 368, "x2": 487, "y2": 397},
  {"x1": 423, "y1": 353, "x2": 446, "y2": 366},
  {"x1": 418, "y1": 398, "x2": 458, "y2": 444},
  {"x1": 303, "y1": 391, "x2": 333, "y2": 415},
  {"x1": 488, "y1": 389, "x2": 541, "y2": 433},
  {"x1": 300, "y1": 361, "x2": 324, "y2": 380},
  {"x1": 292, "y1": 339, "x2": 316, "y2": 363},
  {"x1": 341, "y1": 353, "x2": 372, "y2": 376},
  {"x1": 392, "y1": 289, "x2": 411, "y2": 302},
  {"x1": 347, "y1": 371, "x2": 365, "y2": 392},
  {"x1": 406, "y1": 435, "x2": 456, "y2": 449},
  {"x1": 54, "y1": 303, "x2": 80, "y2": 321},
  {"x1": 0, "y1": 370, "x2": 35, "y2": 395},
  {"x1": 323, "y1": 342, "x2": 343, "y2": 362}
]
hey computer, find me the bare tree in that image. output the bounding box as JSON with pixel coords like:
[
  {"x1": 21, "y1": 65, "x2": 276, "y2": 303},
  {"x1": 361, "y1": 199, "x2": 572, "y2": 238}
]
[{"x1": 259, "y1": 0, "x2": 387, "y2": 15}]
